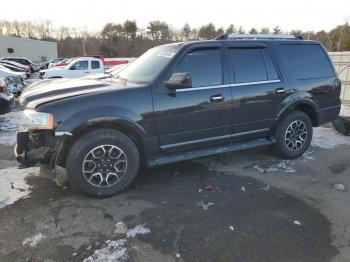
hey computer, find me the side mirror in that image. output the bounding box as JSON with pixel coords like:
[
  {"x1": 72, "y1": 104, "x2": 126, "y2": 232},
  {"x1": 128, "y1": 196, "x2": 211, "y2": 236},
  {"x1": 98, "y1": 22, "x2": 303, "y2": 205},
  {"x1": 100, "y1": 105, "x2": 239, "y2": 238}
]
[{"x1": 164, "y1": 72, "x2": 192, "y2": 90}]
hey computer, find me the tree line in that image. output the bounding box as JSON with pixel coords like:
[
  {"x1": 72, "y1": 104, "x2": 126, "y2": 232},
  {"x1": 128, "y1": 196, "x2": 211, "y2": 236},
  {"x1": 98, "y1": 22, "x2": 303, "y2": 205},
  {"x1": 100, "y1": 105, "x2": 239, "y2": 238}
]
[{"x1": 1, "y1": 19, "x2": 350, "y2": 57}]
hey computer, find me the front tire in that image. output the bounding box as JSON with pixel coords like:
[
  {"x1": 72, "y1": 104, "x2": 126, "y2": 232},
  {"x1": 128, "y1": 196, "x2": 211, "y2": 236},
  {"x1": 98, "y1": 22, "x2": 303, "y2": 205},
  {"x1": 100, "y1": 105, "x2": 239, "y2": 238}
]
[
  {"x1": 66, "y1": 128, "x2": 140, "y2": 198},
  {"x1": 273, "y1": 110, "x2": 313, "y2": 159}
]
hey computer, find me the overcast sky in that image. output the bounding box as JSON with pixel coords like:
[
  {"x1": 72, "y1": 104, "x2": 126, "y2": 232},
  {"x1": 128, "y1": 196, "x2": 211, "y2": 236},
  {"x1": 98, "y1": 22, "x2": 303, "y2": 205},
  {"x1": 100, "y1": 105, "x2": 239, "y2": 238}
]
[{"x1": 2, "y1": 0, "x2": 349, "y2": 32}]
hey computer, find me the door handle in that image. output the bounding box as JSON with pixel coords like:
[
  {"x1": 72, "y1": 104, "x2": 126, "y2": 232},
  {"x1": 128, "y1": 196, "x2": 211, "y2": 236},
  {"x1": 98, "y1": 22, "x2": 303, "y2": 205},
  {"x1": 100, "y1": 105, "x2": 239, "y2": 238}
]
[
  {"x1": 210, "y1": 95, "x2": 224, "y2": 103},
  {"x1": 275, "y1": 88, "x2": 286, "y2": 95}
]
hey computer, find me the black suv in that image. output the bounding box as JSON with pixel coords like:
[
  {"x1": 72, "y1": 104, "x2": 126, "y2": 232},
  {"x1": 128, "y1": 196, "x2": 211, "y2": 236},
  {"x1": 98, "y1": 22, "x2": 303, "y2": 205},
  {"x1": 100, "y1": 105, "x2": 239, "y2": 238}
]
[{"x1": 16, "y1": 34, "x2": 341, "y2": 197}]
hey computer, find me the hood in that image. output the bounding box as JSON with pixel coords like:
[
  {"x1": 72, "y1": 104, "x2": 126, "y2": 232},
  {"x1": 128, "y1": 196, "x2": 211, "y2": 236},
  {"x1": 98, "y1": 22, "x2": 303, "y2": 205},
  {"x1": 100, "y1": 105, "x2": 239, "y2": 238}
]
[
  {"x1": 81, "y1": 73, "x2": 110, "y2": 80},
  {"x1": 20, "y1": 78, "x2": 124, "y2": 109}
]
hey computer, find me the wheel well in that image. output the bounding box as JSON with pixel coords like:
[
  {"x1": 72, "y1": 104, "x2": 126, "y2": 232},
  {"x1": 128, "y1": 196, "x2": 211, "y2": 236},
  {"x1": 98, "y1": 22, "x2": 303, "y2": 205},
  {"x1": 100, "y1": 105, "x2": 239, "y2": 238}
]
[
  {"x1": 56, "y1": 122, "x2": 144, "y2": 167},
  {"x1": 294, "y1": 103, "x2": 319, "y2": 126}
]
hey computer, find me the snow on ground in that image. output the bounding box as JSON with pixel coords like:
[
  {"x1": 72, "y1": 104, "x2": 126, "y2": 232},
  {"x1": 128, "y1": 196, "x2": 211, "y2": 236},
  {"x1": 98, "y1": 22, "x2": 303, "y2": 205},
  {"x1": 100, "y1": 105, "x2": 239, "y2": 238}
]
[
  {"x1": 312, "y1": 127, "x2": 350, "y2": 149},
  {"x1": 0, "y1": 167, "x2": 38, "y2": 208},
  {"x1": 0, "y1": 111, "x2": 22, "y2": 132},
  {"x1": 0, "y1": 111, "x2": 22, "y2": 145},
  {"x1": 84, "y1": 224, "x2": 150, "y2": 262},
  {"x1": 22, "y1": 233, "x2": 46, "y2": 247},
  {"x1": 339, "y1": 104, "x2": 350, "y2": 118},
  {"x1": 126, "y1": 224, "x2": 151, "y2": 238},
  {"x1": 83, "y1": 240, "x2": 128, "y2": 262}
]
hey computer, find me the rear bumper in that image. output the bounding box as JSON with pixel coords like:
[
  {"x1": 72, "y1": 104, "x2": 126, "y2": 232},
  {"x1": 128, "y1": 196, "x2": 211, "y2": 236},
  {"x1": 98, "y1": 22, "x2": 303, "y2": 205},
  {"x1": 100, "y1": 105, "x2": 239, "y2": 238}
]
[{"x1": 317, "y1": 105, "x2": 341, "y2": 125}]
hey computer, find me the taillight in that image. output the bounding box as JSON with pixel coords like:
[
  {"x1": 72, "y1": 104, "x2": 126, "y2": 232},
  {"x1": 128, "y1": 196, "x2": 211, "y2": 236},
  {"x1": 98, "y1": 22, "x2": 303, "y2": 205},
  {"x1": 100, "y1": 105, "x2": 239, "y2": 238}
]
[{"x1": 0, "y1": 85, "x2": 4, "y2": 93}]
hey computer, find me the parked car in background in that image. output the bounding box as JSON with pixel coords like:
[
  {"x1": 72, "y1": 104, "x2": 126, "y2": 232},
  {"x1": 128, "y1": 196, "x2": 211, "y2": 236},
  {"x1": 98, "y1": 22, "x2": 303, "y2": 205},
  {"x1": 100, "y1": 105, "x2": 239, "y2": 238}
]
[
  {"x1": 39, "y1": 57, "x2": 104, "y2": 79},
  {"x1": 1, "y1": 57, "x2": 38, "y2": 73},
  {"x1": 52, "y1": 58, "x2": 74, "y2": 68},
  {"x1": 48, "y1": 58, "x2": 67, "y2": 68},
  {"x1": 40, "y1": 58, "x2": 66, "y2": 70},
  {"x1": 16, "y1": 35, "x2": 341, "y2": 197},
  {"x1": 87, "y1": 54, "x2": 132, "y2": 69},
  {"x1": 0, "y1": 77, "x2": 14, "y2": 114},
  {"x1": 0, "y1": 60, "x2": 31, "y2": 78},
  {"x1": 0, "y1": 65, "x2": 27, "y2": 80},
  {"x1": 84, "y1": 63, "x2": 128, "y2": 80},
  {"x1": 5, "y1": 75, "x2": 25, "y2": 96}
]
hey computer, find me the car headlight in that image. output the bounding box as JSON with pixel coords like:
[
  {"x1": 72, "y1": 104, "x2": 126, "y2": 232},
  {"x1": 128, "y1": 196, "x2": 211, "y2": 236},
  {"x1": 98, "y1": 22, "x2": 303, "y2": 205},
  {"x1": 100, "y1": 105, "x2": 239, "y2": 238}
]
[{"x1": 21, "y1": 109, "x2": 57, "y2": 131}]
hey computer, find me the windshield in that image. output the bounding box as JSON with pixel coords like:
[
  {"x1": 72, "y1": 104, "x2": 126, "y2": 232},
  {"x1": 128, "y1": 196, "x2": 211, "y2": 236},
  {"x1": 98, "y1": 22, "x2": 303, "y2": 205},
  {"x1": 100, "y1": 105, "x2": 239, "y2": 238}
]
[
  {"x1": 116, "y1": 45, "x2": 180, "y2": 83},
  {"x1": 108, "y1": 64, "x2": 128, "y2": 76}
]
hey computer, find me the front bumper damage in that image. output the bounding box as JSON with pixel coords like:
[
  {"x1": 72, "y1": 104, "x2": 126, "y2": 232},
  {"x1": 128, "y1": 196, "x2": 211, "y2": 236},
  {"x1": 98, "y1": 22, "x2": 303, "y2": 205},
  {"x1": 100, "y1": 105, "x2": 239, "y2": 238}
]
[{"x1": 14, "y1": 131, "x2": 66, "y2": 173}]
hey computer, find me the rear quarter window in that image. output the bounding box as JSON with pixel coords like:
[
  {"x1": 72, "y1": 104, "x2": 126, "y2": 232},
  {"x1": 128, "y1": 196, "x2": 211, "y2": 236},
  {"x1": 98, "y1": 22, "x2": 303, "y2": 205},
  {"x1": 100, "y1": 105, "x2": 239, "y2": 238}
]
[{"x1": 280, "y1": 44, "x2": 335, "y2": 79}]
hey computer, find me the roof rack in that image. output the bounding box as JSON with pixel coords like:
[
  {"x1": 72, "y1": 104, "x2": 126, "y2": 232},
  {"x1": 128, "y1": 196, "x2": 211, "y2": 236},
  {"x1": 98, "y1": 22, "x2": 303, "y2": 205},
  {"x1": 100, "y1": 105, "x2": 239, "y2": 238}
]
[{"x1": 214, "y1": 34, "x2": 303, "y2": 40}]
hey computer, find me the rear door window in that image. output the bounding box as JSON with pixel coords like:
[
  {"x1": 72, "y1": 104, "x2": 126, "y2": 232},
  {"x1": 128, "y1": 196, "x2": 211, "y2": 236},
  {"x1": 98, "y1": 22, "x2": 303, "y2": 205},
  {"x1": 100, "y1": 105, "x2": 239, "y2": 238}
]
[
  {"x1": 228, "y1": 48, "x2": 269, "y2": 83},
  {"x1": 91, "y1": 61, "x2": 100, "y2": 69},
  {"x1": 280, "y1": 44, "x2": 335, "y2": 79}
]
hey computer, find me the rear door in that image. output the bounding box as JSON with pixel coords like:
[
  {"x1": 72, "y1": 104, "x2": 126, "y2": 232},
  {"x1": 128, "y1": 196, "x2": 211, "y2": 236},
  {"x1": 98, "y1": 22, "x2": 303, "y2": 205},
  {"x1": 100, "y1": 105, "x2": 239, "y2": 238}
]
[
  {"x1": 91, "y1": 60, "x2": 103, "y2": 74},
  {"x1": 153, "y1": 45, "x2": 233, "y2": 153},
  {"x1": 225, "y1": 44, "x2": 289, "y2": 140}
]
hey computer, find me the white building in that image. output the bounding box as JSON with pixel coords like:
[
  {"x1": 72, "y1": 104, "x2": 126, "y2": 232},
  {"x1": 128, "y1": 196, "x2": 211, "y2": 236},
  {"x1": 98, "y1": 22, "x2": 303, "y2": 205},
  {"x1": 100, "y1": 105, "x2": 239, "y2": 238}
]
[{"x1": 0, "y1": 36, "x2": 58, "y2": 63}]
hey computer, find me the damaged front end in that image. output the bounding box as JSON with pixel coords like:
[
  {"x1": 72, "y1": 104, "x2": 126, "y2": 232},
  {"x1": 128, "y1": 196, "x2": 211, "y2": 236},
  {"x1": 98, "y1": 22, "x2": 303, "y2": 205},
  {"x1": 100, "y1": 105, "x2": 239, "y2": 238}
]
[
  {"x1": 14, "y1": 109, "x2": 69, "y2": 177},
  {"x1": 14, "y1": 130, "x2": 64, "y2": 169}
]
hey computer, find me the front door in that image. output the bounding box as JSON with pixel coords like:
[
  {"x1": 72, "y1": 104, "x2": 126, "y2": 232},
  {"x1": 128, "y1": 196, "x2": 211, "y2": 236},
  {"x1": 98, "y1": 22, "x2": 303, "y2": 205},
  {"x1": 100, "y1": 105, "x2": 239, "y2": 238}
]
[{"x1": 153, "y1": 47, "x2": 233, "y2": 153}]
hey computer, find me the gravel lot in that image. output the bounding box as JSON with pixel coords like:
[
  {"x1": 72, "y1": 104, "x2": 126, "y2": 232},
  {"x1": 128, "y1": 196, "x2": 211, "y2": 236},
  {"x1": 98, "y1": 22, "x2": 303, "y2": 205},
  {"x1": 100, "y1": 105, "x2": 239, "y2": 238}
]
[{"x1": 0, "y1": 101, "x2": 350, "y2": 262}]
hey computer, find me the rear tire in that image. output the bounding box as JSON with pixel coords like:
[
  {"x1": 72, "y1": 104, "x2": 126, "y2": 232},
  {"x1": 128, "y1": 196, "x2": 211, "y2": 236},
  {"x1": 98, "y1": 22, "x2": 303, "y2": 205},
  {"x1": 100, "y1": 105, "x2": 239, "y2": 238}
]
[
  {"x1": 66, "y1": 128, "x2": 140, "y2": 198},
  {"x1": 273, "y1": 110, "x2": 313, "y2": 159}
]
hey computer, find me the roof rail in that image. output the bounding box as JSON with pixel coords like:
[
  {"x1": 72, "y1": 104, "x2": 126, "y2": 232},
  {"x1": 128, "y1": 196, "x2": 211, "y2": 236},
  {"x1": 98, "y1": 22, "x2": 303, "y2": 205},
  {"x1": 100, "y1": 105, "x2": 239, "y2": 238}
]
[{"x1": 214, "y1": 34, "x2": 303, "y2": 40}]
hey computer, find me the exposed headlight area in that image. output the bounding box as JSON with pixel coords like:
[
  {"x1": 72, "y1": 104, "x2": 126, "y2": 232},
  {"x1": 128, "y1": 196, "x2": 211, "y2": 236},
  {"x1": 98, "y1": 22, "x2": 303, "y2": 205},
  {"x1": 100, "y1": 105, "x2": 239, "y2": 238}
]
[{"x1": 21, "y1": 109, "x2": 57, "y2": 131}]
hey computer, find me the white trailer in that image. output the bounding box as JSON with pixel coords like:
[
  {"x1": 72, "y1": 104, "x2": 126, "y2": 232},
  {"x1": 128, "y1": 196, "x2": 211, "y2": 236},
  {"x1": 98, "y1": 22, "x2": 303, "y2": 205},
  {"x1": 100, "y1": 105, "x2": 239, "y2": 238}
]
[
  {"x1": 0, "y1": 36, "x2": 58, "y2": 63},
  {"x1": 329, "y1": 52, "x2": 350, "y2": 104}
]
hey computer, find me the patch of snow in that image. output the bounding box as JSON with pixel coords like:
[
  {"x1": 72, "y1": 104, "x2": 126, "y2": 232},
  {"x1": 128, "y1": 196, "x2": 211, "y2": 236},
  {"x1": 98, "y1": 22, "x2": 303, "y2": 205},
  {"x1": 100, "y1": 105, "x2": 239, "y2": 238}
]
[
  {"x1": 339, "y1": 104, "x2": 350, "y2": 117},
  {"x1": 197, "y1": 200, "x2": 215, "y2": 210},
  {"x1": 176, "y1": 253, "x2": 181, "y2": 258},
  {"x1": 293, "y1": 220, "x2": 301, "y2": 226},
  {"x1": 261, "y1": 184, "x2": 270, "y2": 191},
  {"x1": 252, "y1": 160, "x2": 296, "y2": 174},
  {"x1": 302, "y1": 150, "x2": 314, "y2": 161},
  {"x1": 277, "y1": 161, "x2": 296, "y2": 173},
  {"x1": 23, "y1": 233, "x2": 46, "y2": 247},
  {"x1": 0, "y1": 167, "x2": 38, "y2": 208},
  {"x1": 0, "y1": 131, "x2": 16, "y2": 145},
  {"x1": 114, "y1": 222, "x2": 128, "y2": 235},
  {"x1": 312, "y1": 127, "x2": 350, "y2": 149},
  {"x1": 334, "y1": 183, "x2": 346, "y2": 192},
  {"x1": 0, "y1": 111, "x2": 22, "y2": 131},
  {"x1": 228, "y1": 225, "x2": 235, "y2": 231},
  {"x1": 126, "y1": 224, "x2": 151, "y2": 238},
  {"x1": 83, "y1": 239, "x2": 128, "y2": 262},
  {"x1": 84, "y1": 223, "x2": 151, "y2": 262},
  {"x1": 240, "y1": 186, "x2": 246, "y2": 192},
  {"x1": 0, "y1": 111, "x2": 22, "y2": 145}
]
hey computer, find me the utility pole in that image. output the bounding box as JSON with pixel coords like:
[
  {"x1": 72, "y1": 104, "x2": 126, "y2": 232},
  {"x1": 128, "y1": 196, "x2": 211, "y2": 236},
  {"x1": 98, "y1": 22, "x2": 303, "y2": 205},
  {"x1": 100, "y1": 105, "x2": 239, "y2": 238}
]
[{"x1": 82, "y1": 38, "x2": 86, "y2": 56}]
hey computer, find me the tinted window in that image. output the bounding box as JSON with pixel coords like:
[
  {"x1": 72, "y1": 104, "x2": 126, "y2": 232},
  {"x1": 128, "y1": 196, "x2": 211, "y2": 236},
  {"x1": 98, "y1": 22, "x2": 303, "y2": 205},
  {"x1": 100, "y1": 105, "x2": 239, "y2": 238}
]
[
  {"x1": 91, "y1": 61, "x2": 100, "y2": 69},
  {"x1": 71, "y1": 61, "x2": 88, "y2": 70},
  {"x1": 262, "y1": 50, "x2": 279, "y2": 80},
  {"x1": 172, "y1": 49, "x2": 222, "y2": 87},
  {"x1": 229, "y1": 48, "x2": 268, "y2": 83},
  {"x1": 280, "y1": 44, "x2": 335, "y2": 79}
]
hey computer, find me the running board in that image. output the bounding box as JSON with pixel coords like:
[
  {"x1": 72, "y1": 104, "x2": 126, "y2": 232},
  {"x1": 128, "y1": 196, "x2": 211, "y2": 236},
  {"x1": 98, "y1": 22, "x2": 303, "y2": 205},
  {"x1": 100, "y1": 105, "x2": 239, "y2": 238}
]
[{"x1": 148, "y1": 137, "x2": 275, "y2": 166}]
